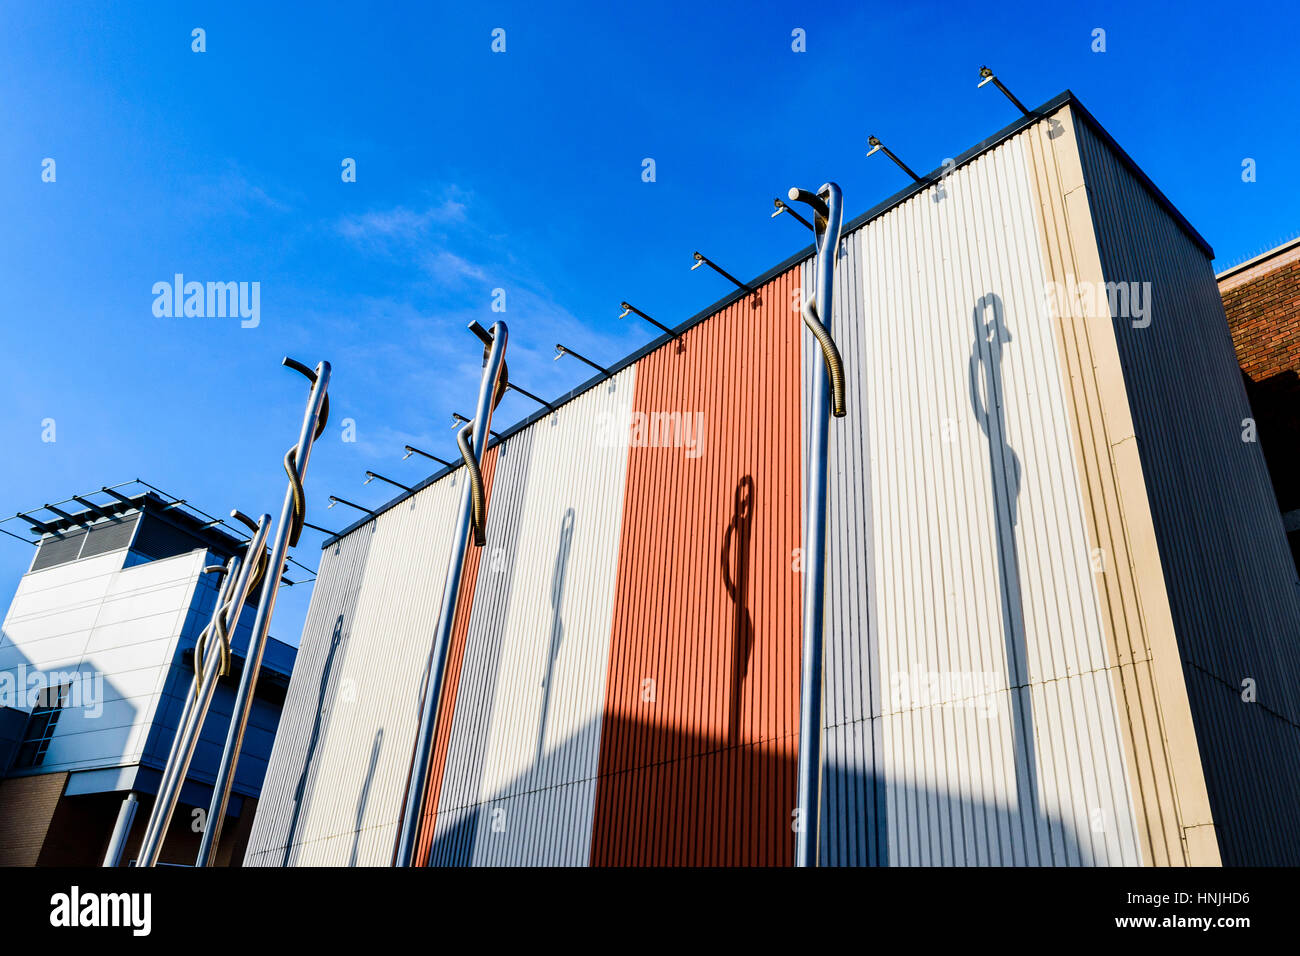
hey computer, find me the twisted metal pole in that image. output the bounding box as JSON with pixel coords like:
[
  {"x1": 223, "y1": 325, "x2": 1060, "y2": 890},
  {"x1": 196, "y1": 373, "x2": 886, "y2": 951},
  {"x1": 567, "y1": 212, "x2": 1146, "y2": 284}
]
[
  {"x1": 394, "y1": 321, "x2": 507, "y2": 866},
  {"x1": 789, "y1": 182, "x2": 845, "y2": 868},
  {"x1": 134, "y1": 512, "x2": 272, "y2": 867},
  {"x1": 196, "y1": 358, "x2": 330, "y2": 866}
]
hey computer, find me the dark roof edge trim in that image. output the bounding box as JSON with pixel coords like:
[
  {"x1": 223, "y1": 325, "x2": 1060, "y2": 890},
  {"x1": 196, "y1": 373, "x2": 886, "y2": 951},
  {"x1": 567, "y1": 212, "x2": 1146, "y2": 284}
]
[{"x1": 323, "y1": 88, "x2": 1209, "y2": 547}]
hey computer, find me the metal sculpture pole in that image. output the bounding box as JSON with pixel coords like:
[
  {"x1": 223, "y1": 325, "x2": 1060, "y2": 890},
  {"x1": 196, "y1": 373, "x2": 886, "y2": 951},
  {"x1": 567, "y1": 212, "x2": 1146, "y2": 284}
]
[
  {"x1": 788, "y1": 183, "x2": 846, "y2": 868},
  {"x1": 196, "y1": 358, "x2": 331, "y2": 866},
  {"x1": 102, "y1": 792, "x2": 139, "y2": 867},
  {"x1": 394, "y1": 321, "x2": 507, "y2": 867},
  {"x1": 134, "y1": 512, "x2": 272, "y2": 867}
]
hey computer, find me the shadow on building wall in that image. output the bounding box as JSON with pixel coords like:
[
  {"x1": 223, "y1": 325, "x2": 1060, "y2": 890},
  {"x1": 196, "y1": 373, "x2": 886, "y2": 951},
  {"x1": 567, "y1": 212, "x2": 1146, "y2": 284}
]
[{"x1": 969, "y1": 293, "x2": 1041, "y2": 834}]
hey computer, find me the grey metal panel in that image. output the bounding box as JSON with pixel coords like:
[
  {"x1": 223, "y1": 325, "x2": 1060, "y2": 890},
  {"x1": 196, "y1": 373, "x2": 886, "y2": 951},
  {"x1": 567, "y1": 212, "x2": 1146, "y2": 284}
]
[
  {"x1": 807, "y1": 131, "x2": 1142, "y2": 865},
  {"x1": 78, "y1": 515, "x2": 140, "y2": 559},
  {"x1": 31, "y1": 530, "x2": 88, "y2": 571},
  {"x1": 428, "y1": 370, "x2": 634, "y2": 866},
  {"x1": 1076, "y1": 117, "x2": 1300, "y2": 865}
]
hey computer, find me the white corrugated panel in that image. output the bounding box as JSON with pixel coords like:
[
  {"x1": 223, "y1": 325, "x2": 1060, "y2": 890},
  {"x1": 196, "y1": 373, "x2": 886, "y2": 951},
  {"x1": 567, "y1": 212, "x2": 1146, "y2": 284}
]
[
  {"x1": 807, "y1": 131, "x2": 1142, "y2": 865},
  {"x1": 428, "y1": 369, "x2": 634, "y2": 865}
]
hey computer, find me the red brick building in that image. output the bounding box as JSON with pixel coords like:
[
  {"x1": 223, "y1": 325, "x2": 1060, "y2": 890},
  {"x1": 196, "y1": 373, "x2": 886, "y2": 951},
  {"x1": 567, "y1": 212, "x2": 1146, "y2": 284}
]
[{"x1": 1218, "y1": 237, "x2": 1300, "y2": 570}]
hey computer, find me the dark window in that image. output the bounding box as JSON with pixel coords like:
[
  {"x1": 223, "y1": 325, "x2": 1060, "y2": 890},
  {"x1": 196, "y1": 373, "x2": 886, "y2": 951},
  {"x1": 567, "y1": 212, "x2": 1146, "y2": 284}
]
[{"x1": 12, "y1": 683, "x2": 71, "y2": 769}]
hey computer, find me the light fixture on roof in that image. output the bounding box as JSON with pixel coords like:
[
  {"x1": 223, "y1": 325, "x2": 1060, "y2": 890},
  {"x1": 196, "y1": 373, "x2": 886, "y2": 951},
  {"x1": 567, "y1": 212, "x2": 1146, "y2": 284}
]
[
  {"x1": 403, "y1": 444, "x2": 452, "y2": 467},
  {"x1": 691, "y1": 252, "x2": 754, "y2": 295},
  {"x1": 771, "y1": 198, "x2": 814, "y2": 232},
  {"x1": 451, "y1": 412, "x2": 501, "y2": 440},
  {"x1": 620, "y1": 301, "x2": 682, "y2": 342},
  {"x1": 554, "y1": 343, "x2": 612, "y2": 379},
  {"x1": 507, "y1": 381, "x2": 555, "y2": 412},
  {"x1": 977, "y1": 65, "x2": 1030, "y2": 116},
  {"x1": 866, "y1": 135, "x2": 922, "y2": 183},
  {"x1": 301, "y1": 521, "x2": 339, "y2": 537},
  {"x1": 363, "y1": 471, "x2": 413, "y2": 493},
  {"x1": 327, "y1": 495, "x2": 376, "y2": 516}
]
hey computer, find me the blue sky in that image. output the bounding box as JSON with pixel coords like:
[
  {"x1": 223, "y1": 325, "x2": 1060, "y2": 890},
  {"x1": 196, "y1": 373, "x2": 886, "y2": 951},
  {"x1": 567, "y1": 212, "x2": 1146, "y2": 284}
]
[{"x1": 1, "y1": 0, "x2": 1297, "y2": 643}]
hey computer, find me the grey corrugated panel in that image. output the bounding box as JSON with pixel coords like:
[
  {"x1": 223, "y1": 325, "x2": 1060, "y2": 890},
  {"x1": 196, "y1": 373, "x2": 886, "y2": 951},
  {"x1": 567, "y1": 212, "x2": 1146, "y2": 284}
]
[
  {"x1": 427, "y1": 371, "x2": 635, "y2": 866},
  {"x1": 78, "y1": 515, "x2": 139, "y2": 559},
  {"x1": 807, "y1": 130, "x2": 1143, "y2": 865},
  {"x1": 31, "y1": 530, "x2": 88, "y2": 572},
  {"x1": 1075, "y1": 117, "x2": 1300, "y2": 865},
  {"x1": 244, "y1": 523, "x2": 377, "y2": 865}
]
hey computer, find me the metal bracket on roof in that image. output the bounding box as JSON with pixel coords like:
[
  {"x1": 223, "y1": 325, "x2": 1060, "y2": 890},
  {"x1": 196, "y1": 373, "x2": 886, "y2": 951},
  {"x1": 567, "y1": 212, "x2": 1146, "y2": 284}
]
[
  {"x1": 978, "y1": 65, "x2": 1031, "y2": 116},
  {"x1": 691, "y1": 251, "x2": 754, "y2": 295},
  {"x1": 867, "y1": 135, "x2": 922, "y2": 183}
]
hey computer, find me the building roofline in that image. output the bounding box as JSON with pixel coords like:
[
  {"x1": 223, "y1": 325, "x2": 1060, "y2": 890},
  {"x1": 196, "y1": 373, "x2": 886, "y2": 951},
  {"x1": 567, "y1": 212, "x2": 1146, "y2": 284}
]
[
  {"x1": 323, "y1": 89, "x2": 1214, "y2": 547},
  {"x1": 1215, "y1": 235, "x2": 1300, "y2": 282}
]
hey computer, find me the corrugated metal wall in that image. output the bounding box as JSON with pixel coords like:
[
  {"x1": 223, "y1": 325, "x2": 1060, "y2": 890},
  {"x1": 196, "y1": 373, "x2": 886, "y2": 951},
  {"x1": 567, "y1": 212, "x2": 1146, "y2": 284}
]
[
  {"x1": 419, "y1": 374, "x2": 635, "y2": 865},
  {"x1": 1019, "y1": 107, "x2": 1218, "y2": 866},
  {"x1": 806, "y1": 129, "x2": 1142, "y2": 865},
  {"x1": 249, "y1": 95, "x2": 1300, "y2": 867},
  {"x1": 1075, "y1": 116, "x2": 1300, "y2": 866},
  {"x1": 590, "y1": 269, "x2": 803, "y2": 866},
  {"x1": 245, "y1": 471, "x2": 466, "y2": 865}
]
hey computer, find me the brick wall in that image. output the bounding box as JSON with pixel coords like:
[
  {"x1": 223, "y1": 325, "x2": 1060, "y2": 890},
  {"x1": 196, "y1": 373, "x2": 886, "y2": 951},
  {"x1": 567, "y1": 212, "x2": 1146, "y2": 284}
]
[
  {"x1": 1219, "y1": 239, "x2": 1300, "y2": 569},
  {"x1": 0, "y1": 772, "x2": 68, "y2": 866}
]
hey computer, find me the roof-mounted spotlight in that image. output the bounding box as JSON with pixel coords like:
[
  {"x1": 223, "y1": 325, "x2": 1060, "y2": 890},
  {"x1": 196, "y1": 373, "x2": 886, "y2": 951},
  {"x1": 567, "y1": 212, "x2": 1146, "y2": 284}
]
[
  {"x1": 554, "y1": 344, "x2": 612, "y2": 379},
  {"x1": 977, "y1": 65, "x2": 1030, "y2": 116},
  {"x1": 691, "y1": 252, "x2": 754, "y2": 295},
  {"x1": 451, "y1": 412, "x2": 501, "y2": 439},
  {"x1": 508, "y1": 382, "x2": 556, "y2": 412},
  {"x1": 301, "y1": 521, "x2": 340, "y2": 537},
  {"x1": 866, "y1": 136, "x2": 922, "y2": 183},
  {"x1": 364, "y1": 471, "x2": 413, "y2": 493},
  {"x1": 619, "y1": 302, "x2": 682, "y2": 342},
  {"x1": 772, "y1": 198, "x2": 814, "y2": 232},
  {"x1": 403, "y1": 444, "x2": 452, "y2": 467},
  {"x1": 327, "y1": 495, "x2": 376, "y2": 516}
]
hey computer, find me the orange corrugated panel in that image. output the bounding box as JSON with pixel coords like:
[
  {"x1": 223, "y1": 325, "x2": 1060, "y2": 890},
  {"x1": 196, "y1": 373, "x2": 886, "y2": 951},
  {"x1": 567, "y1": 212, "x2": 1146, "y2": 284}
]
[
  {"x1": 413, "y1": 447, "x2": 501, "y2": 865},
  {"x1": 590, "y1": 268, "x2": 803, "y2": 865}
]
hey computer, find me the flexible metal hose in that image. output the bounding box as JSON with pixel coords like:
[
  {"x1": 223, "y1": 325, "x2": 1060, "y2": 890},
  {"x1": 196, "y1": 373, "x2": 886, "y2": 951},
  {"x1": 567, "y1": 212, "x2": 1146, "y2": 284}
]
[
  {"x1": 802, "y1": 296, "x2": 847, "y2": 418},
  {"x1": 455, "y1": 333, "x2": 507, "y2": 549},
  {"x1": 457, "y1": 422, "x2": 488, "y2": 547},
  {"x1": 193, "y1": 543, "x2": 269, "y2": 697},
  {"x1": 281, "y1": 360, "x2": 331, "y2": 547}
]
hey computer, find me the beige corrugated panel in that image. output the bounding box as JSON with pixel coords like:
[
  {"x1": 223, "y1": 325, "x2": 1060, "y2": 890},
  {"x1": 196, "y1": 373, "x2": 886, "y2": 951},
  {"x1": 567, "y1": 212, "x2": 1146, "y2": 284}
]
[
  {"x1": 807, "y1": 128, "x2": 1143, "y2": 865},
  {"x1": 1019, "y1": 106, "x2": 1218, "y2": 866},
  {"x1": 1071, "y1": 112, "x2": 1300, "y2": 865},
  {"x1": 245, "y1": 473, "x2": 464, "y2": 866},
  {"x1": 426, "y1": 370, "x2": 634, "y2": 866}
]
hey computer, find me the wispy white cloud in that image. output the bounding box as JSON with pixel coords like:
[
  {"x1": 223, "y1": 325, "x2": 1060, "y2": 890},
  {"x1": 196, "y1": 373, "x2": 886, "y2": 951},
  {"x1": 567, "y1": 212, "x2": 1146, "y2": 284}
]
[{"x1": 336, "y1": 189, "x2": 468, "y2": 247}]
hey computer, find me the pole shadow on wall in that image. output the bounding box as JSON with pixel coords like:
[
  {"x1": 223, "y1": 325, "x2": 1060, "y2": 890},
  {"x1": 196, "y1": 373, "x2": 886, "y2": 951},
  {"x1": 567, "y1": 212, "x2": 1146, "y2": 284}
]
[
  {"x1": 968, "y1": 292, "x2": 1041, "y2": 844},
  {"x1": 537, "y1": 508, "x2": 575, "y2": 764},
  {"x1": 348, "y1": 728, "x2": 383, "y2": 866},
  {"x1": 721, "y1": 476, "x2": 755, "y2": 745},
  {"x1": 280, "y1": 611, "x2": 348, "y2": 865}
]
